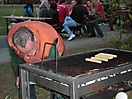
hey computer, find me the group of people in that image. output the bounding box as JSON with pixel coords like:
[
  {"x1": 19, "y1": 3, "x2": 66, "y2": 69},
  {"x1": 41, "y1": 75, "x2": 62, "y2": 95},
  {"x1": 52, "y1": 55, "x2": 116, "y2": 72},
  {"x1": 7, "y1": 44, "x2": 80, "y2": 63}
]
[
  {"x1": 85, "y1": 0, "x2": 106, "y2": 37},
  {"x1": 59, "y1": 0, "x2": 106, "y2": 40},
  {"x1": 22, "y1": 0, "x2": 106, "y2": 41},
  {"x1": 55, "y1": 0, "x2": 106, "y2": 40},
  {"x1": 23, "y1": 0, "x2": 59, "y2": 24}
]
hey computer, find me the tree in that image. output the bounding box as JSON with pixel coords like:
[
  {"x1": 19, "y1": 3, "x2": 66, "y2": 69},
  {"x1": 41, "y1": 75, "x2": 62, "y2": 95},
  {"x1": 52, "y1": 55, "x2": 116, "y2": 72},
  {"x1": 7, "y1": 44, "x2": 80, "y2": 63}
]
[{"x1": 107, "y1": 0, "x2": 132, "y2": 50}]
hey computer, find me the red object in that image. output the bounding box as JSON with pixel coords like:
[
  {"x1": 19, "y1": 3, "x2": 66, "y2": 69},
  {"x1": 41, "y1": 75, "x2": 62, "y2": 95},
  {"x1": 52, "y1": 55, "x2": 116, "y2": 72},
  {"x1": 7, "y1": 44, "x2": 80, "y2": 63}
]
[
  {"x1": 85, "y1": 2, "x2": 92, "y2": 11},
  {"x1": 57, "y1": 3, "x2": 69, "y2": 23},
  {"x1": 69, "y1": 5, "x2": 73, "y2": 13},
  {"x1": 94, "y1": 2, "x2": 106, "y2": 19},
  {"x1": 50, "y1": 23, "x2": 58, "y2": 27}
]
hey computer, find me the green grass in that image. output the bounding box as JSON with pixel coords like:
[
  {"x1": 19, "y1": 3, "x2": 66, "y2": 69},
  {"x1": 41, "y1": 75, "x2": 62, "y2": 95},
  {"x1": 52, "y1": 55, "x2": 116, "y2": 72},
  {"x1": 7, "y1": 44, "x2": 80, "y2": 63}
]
[
  {"x1": 0, "y1": 62, "x2": 16, "y2": 98},
  {"x1": 0, "y1": 6, "x2": 23, "y2": 35},
  {"x1": 0, "y1": 5, "x2": 38, "y2": 36}
]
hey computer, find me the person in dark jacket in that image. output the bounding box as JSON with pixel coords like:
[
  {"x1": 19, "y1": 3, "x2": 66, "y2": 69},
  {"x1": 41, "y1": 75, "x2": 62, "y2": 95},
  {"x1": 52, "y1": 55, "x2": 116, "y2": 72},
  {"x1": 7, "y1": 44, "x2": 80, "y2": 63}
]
[
  {"x1": 70, "y1": 0, "x2": 88, "y2": 24},
  {"x1": 48, "y1": 1, "x2": 59, "y2": 25},
  {"x1": 48, "y1": 1, "x2": 61, "y2": 32},
  {"x1": 62, "y1": 0, "x2": 88, "y2": 41},
  {"x1": 38, "y1": 0, "x2": 49, "y2": 18}
]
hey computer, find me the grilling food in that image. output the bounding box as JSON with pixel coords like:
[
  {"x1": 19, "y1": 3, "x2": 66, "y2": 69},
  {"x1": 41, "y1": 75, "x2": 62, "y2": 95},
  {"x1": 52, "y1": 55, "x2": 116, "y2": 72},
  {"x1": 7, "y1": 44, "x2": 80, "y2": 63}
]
[
  {"x1": 91, "y1": 57, "x2": 108, "y2": 62},
  {"x1": 85, "y1": 58, "x2": 102, "y2": 64},
  {"x1": 95, "y1": 54, "x2": 114, "y2": 59},
  {"x1": 85, "y1": 53, "x2": 117, "y2": 63},
  {"x1": 98, "y1": 53, "x2": 117, "y2": 58}
]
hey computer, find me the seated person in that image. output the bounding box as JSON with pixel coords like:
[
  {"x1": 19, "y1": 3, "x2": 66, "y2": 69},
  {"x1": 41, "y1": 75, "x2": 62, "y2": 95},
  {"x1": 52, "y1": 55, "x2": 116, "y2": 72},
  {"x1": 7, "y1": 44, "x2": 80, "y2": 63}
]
[
  {"x1": 93, "y1": 0, "x2": 106, "y2": 23},
  {"x1": 86, "y1": 0, "x2": 104, "y2": 37},
  {"x1": 57, "y1": 0, "x2": 69, "y2": 25},
  {"x1": 35, "y1": 1, "x2": 41, "y2": 17},
  {"x1": 62, "y1": 0, "x2": 88, "y2": 41},
  {"x1": 86, "y1": 0, "x2": 96, "y2": 14},
  {"x1": 69, "y1": 0, "x2": 76, "y2": 15},
  {"x1": 38, "y1": 0, "x2": 49, "y2": 18},
  {"x1": 48, "y1": 1, "x2": 59, "y2": 26},
  {"x1": 23, "y1": 3, "x2": 34, "y2": 17}
]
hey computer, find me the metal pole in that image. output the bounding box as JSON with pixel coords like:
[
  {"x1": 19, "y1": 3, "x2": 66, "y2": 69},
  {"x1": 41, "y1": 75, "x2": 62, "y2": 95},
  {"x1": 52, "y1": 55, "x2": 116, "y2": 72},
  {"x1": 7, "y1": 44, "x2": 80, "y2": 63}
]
[{"x1": 20, "y1": 69, "x2": 30, "y2": 99}]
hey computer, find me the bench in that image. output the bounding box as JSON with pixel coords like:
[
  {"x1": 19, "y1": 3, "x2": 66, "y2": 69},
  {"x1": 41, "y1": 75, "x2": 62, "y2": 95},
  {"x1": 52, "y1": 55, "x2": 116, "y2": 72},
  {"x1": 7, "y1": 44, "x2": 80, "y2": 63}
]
[{"x1": 70, "y1": 25, "x2": 82, "y2": 37}]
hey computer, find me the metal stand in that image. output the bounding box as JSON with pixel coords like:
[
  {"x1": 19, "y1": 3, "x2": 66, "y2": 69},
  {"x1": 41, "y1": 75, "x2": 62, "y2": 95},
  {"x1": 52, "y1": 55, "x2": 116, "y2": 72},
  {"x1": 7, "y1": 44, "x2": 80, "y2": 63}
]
[{"x1": 19, "y1": 48, "x2": 132, "y2": 99}]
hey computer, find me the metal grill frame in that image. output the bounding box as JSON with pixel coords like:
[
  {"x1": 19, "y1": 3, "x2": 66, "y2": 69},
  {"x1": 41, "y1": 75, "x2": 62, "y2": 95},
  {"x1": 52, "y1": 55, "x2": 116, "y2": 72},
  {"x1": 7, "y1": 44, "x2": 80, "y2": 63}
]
[{"x1": 19, "y1": 48, "x2": 132, "y2": 99}]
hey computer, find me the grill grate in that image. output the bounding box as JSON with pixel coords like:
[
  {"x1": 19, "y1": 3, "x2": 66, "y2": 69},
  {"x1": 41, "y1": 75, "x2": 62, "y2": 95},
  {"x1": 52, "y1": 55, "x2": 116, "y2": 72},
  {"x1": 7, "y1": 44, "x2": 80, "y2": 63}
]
[{"x1": 32, "y1": 49, "x2": 132, "y2": 77}]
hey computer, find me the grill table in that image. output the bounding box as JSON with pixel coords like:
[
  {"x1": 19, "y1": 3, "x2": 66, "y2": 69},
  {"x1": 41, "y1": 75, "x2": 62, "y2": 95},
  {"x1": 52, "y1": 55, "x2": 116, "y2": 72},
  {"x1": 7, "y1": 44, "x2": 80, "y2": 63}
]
[{"x1": 19, "y1": 48, "x2": 132, "y2": 99}]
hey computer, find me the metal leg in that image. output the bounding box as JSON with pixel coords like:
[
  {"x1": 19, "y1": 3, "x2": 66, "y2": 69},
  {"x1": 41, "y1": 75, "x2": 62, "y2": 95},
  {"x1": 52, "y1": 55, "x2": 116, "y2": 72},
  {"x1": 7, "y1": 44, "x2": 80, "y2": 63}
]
[{"x1": 20, "y1": 69, "x2": 30, "y2": 99}]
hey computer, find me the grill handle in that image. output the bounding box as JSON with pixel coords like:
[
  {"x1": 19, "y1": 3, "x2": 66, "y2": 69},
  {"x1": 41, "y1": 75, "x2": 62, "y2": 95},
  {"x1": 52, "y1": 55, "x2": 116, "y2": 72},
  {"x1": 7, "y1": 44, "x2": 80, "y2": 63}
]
[{"x1": 41, "y1": 40, "x2": 58, "y2": 72}]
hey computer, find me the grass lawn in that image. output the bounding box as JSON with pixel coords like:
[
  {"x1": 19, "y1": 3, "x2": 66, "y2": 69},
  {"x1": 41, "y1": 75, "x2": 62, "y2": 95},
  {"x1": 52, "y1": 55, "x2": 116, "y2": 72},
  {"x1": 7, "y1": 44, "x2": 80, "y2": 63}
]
[
  {"x1": 0, "y1": 6, "x2": 22, "y2": 35},
  {"x1": 0, "y1": 5, "x2": 38, "y2": 36}
]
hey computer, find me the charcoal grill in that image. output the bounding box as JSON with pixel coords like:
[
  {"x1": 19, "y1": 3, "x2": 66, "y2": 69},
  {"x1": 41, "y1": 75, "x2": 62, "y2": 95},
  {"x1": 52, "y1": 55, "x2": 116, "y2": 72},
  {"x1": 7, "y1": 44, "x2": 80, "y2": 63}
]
[{"x1": 19, "y1": 48, "x2": 132, "y2": 99}]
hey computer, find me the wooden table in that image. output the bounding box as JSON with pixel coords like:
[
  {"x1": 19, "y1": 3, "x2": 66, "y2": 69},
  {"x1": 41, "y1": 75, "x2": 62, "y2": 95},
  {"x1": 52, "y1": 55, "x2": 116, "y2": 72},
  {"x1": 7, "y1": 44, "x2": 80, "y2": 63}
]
[
  {"x1": 2, "y1": 16, "x2": 51, "y2": 34},
  {"x1": 110, "y1": 10, "x2": 130, "y2": 31}
]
